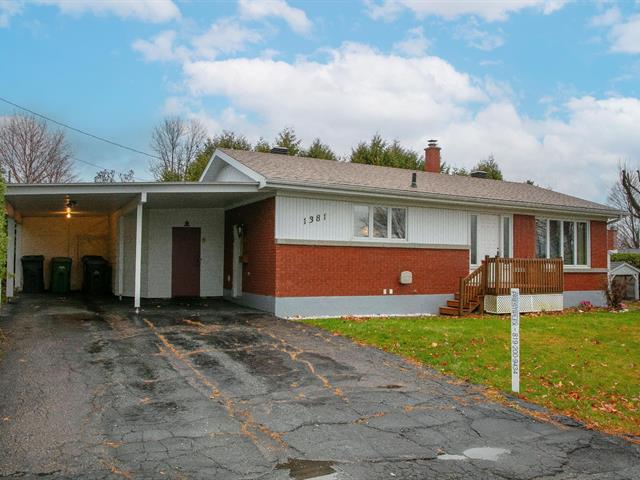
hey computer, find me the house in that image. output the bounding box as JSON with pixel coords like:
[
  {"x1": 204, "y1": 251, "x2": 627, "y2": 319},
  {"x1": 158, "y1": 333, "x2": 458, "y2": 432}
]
[
  {"x1": 4, "y1": 141, "x2": 620, "y2": 317},
  {"x1": 609, "y1": 261, "x2": 640, "y2": 301}
]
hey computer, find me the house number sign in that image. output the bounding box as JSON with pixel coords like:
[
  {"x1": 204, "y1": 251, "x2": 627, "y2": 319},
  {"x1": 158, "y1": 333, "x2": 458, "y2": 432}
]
[{"x1": 303, "y1": 213, "x2": 327, "y2": 225}]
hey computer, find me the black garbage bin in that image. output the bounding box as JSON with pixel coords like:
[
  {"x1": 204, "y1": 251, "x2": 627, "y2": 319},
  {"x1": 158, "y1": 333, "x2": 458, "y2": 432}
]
[
  {"x1": 82, "y1": 256, "x2": 112, "y2": 295},
  {"x1": 50, "y1": 257, "x2": 72, "y2": 294},
  {"x1": 21, "y1": 255, "x2": 45, "y2": 293}
]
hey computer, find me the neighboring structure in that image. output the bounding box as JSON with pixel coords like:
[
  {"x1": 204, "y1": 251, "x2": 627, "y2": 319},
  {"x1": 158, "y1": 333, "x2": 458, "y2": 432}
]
[
  {"x1": 4, "y1": 142, "x2": 620, "y2": 317},
  {"x1": 609, "y1": 261, "x2": 640, "y2": 301}
]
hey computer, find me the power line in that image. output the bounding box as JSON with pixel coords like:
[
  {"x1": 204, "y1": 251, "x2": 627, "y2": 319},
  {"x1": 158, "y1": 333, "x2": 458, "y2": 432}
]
[
  {"x1": 0, "y1": 95, "x2": 160, "y2": 160},
  {"x1": 72, "y1": 156, "x2": 151, "y2": 182}
]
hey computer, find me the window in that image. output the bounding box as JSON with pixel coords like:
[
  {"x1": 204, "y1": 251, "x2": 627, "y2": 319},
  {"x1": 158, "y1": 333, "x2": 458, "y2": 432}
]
[
  {"x1": 550, "y1": 220, "x2": 561, "y2": 258},
  {"x1": 470, "y1": 215, "x2": 478, "y2": 264},
  {"x1": 353, "y1": 205, "x2": 369, "y2": 237},
  {"x1": 535, "y1": 218, "x2": 588, "y2": 266},
  {"x1": 535, "y1": 219, "x2": 547, "y2": 258},
  {"x1": 373, "y1": 207, "x2": 388, "y2": 238},
  {"x1": 391, "y1": 208, "x2": 406, "y2": 239},
  {"x1": 577, "y1": 222, "x2": 587, "y2": 265},
  {"x1": 353, "y1": 205, "x2": 407, "y2": 240},
  {"x1": 563, "y1": 221, "x2": 574, "y2": 265},
  {"x1": 502, "y1": 216, "x2": 511, "y2": 257}
]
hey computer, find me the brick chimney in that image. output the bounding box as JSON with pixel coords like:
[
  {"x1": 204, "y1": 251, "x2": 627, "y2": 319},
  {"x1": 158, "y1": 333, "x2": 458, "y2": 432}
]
[{"x1": 424, "y1": 139, "x2": 441, "y2": 173}]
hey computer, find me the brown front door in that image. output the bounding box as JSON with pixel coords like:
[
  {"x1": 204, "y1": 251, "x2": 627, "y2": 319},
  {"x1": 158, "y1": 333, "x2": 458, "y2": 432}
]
[{"x1": 171, "y1": 227, "x2": 201, "y2": 297}]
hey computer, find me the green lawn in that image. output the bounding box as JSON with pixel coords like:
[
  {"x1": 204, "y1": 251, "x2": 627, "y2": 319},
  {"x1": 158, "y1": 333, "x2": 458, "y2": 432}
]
[{"x1": 304, "y1": 309, "x2": 640, "y2": 437}]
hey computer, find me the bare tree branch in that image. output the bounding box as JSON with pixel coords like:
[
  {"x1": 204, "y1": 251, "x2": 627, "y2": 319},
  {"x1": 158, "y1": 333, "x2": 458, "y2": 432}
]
[
  {"x1": 612, "y1": 166, "x2": 640, "y2": 248},
  {"x1": 150, "y1": 116, "x2": 206, "y2": 181},
  {"x1": 0, "y1": 114, "x2": 75, "y2": 183}
]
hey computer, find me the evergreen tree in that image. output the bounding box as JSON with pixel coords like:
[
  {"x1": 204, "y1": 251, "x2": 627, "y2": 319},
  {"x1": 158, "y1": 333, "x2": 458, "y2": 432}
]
[
  {"x1": 254, "y1": 137, "x2": 271, "y2": 153},
  {"x1": 185, "y1": 131, "x2": 252, "y2": 181},
  {"x1": 350, "y1": 134, "x2": 421, "y2": 170},
  {"x1": 303, "y1": 138, "x2": 337, "y2": 160},
  {"x1": 472, "y1": 154, "x2": 503, "y2": 180},
  {"x1": 274, "y1": 127, "x2": 302, "y2": 156}
]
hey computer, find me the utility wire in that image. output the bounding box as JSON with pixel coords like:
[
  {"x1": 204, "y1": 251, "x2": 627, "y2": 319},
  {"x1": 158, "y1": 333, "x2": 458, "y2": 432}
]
[{"x1": 0, "y1": 95, "x2": 160, "y2": 160}]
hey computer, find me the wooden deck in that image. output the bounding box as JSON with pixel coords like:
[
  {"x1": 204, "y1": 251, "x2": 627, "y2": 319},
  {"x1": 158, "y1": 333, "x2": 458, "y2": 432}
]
[{"x1": 441, "y1": 257, "x2": 564, "y2": 317}]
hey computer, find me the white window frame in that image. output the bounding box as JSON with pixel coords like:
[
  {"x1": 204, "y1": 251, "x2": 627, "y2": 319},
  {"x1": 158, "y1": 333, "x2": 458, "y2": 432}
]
[
  {"x1": 535, "y1": 218, "x2": 590, "y2": 267},
  {"x1": 352, "y1": 204, "x2": 408, "y2": 242}
]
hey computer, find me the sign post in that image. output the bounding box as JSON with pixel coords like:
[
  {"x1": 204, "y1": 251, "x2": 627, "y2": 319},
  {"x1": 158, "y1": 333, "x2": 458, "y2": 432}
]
[{"x1": 510, "y1": 288, "x2": 520, "y2": 393}]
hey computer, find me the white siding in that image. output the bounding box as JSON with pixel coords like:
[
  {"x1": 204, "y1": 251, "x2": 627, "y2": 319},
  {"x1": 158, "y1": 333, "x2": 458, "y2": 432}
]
[
  {"x1": 145, "y1": 208, "x2": 225, "y2": 298},
  {"x1": 217, "y1": 163, "x2": 255, "y2": 182},
  {"x1": 276, "y1": 196, "x2": 352, "y2": 241},
  {"x1": 408, "y1": 207, "x2": 469, "y2": 246},
  {"x1": 276, "y1": 196, "x2": 469, "y2": 246}
]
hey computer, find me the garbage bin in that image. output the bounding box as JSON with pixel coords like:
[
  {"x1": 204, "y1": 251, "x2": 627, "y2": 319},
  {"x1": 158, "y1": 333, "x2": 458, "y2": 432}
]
[
  {"x1": 21, "y1": 255, "x2": 45, "y2": 293},
  {"x1": 50, "y1": 257, "x2": 72, "y2": 294},
  {"x1": 82, "y1": 256, "x2": 112, "y2": 295}
]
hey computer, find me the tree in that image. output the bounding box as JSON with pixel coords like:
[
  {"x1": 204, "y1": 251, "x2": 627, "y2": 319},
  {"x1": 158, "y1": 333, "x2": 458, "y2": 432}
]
[
  {"x1": 94, "y1": 169, "x2": 136, "y2": 183},
  {"x1": 0, "y1": 176, "x2": 6, "y2": 285},
  {"x1": 350, "y1": 134, "x2": 422, "y2": 170},
  {"x1": 614, "y1": 166, "x2": 640, "y2": 248},
  {"x1": 440, "y1": 162, "x2": 468, "y2": 176},
  {"x1": 302, "y1": 138, "x2": 337, "y2": 160},
  {"x1": 185, "y1": 130, "x2": 252, "y2": 181},
  {"x1": 472, "y1": 154, "x2": 503, "y2": 180},
  {"x1": 0, "y1": 114, "x2": 74, "y2": 183},
  {"x1": 150, "y1": 116, "x2": 206, "y2": 181},
  {"x1": 274, "y1": 127, "x2": 302, "y2": 156},
  {"x1": 254, "y1": 137, "x2": 271, "y2": 153}
]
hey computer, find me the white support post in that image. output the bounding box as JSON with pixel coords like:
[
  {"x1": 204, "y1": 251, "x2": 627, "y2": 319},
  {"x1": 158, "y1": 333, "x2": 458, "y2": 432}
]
[
  {"x1": 117, "y1": 215, "x2": 124, "y2": 300},
  {"x1": 6, "y1": 217, "x2": 15, "y2": 299},
  {"x1": 133, "y1": 193, "x2": 146, "y2": 313}
]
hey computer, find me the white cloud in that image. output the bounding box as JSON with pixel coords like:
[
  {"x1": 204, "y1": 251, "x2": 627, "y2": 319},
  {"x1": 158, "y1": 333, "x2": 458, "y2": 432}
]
[
  {"x1": 133, "y1": 19, "x2": 262, "y2": 62},
  {"x1": 0, "y1": 0, "x2": 21, "y2": 27},
  {"x1": 589, "y1": 7, "x2": 621, "y2": 27},
  {"x1": 132, "y1": 30, "x2": 188, "y2": 62},
  {"x1": 171, "y1": 42, "x2": 640, "y2": 201},
  {"x1": 238, "y1": 0, "x2": 311, "y2": 34},
  {"x1": 392, "y1": 26, "x2": 429, "y2": 56},
  {"x1": 34, "y1": 0, "x2": 180, "y2": 23},
  {"x1": 609, "y1": 14, "x2": 640, "y2": 54},
  {"x1": 365, "y1": 0, "x2": 567, "y2": 22},
  {"x1": 192, "y1": 18, "x2": 262, "y2": 58},
  {"x1": 455, "y1": 21, "x2": 504, "y2": 50}
]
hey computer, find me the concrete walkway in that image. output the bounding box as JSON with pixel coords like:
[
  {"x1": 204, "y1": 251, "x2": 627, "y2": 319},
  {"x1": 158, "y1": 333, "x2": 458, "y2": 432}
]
[{"x1": 0, "y1": 295, "x2": 638, "y2": 479}]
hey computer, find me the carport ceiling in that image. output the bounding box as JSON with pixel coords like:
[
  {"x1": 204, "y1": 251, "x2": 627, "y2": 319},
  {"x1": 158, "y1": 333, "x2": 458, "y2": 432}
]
[
  {"x1": 6, "y1": 183, "x2": 264, "y2": 217},
  {"x1": 6, "y1": 192, "x2": 138, "y2": 216}
]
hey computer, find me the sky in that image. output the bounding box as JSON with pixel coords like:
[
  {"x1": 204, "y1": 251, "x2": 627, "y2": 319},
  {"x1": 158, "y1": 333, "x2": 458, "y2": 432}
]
[{"x1": 1, "y1": 0, "x2": 639, "y2": 202}]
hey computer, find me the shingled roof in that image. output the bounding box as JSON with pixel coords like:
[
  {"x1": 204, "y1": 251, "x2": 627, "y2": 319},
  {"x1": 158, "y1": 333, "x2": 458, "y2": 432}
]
[{"x1": 218, "y1": 148, "x2": 619, "y2": 217}]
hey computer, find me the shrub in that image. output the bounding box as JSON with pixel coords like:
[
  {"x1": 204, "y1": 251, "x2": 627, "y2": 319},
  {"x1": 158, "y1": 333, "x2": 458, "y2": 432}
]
[
  {"x1": 605, "y1": 277, "x2": 628, "y2": 310},
  {"x1": 611, "y1": 253, "x2": 640, "y2": 270},
  {"x1": 578, "y1": 300, "x2": 593, "y2": 312}
]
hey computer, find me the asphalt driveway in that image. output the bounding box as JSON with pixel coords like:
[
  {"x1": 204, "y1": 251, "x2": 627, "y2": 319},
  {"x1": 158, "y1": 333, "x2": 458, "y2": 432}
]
[{"x1": 0, "y1": 295, "x2": 638, "y2": 479}]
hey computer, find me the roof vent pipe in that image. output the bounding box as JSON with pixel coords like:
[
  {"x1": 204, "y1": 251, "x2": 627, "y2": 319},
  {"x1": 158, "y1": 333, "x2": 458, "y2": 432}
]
[
  {"x1": 270, "y1": 146, "x2": 289, "y2": 155},
  {"x1": 411, "y1": 172, "x2": 417, "y2": 188}
]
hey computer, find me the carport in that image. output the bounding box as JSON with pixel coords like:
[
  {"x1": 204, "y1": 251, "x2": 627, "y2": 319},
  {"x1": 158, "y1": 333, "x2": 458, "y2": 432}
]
[{"x1": 5, "y1": 181, "x2": 264, "y2": 311}]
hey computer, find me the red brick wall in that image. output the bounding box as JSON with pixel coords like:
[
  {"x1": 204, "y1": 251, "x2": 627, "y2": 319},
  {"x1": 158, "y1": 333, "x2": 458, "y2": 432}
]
[
  {"x1": 275, "y1": 245, "x2": 469, "y2": 297},
  {"x1": 224, "y1": 198, "x2": 276, "y2": 296},
  {"x1": 607, "y1": 228, "x2": 617, "y2": 251},
  {"x1": 513, "y1": 214, "x2": 536, "y2": 258},
  {"x1": 564, "y1": 272, "x2": 607, "y2": 291},
  {"x1": 590, "y1": 221, "x2": 608, "y2": 269}
]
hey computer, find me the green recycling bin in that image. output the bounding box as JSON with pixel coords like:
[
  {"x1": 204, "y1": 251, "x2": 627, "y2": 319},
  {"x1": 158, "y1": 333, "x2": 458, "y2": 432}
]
[
  {"x1": 21, "y1": 255, "x2": 45, "y2": 293},
  {"x1": 50, "y1": 257, "x2": 72, "y2": 294}
]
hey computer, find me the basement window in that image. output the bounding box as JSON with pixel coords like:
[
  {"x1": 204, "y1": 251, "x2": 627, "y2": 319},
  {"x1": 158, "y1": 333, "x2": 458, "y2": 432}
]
[
  {"x1": 535, "y1": 218, "x2": 589, "y2": 266},
  {"x1": 353, "y1": 205, "x2": 407, "y2": 240}
]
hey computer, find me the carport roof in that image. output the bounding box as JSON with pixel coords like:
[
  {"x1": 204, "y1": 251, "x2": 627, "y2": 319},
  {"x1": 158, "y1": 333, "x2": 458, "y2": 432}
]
[{"x1": 5, "y1": 181, "x2": 261, "y2": 217}]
